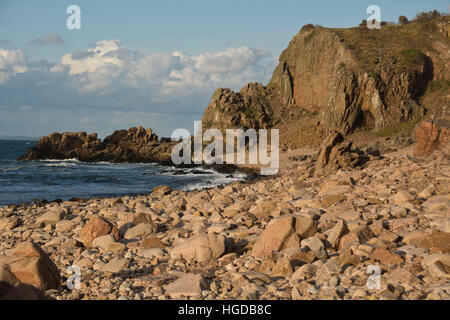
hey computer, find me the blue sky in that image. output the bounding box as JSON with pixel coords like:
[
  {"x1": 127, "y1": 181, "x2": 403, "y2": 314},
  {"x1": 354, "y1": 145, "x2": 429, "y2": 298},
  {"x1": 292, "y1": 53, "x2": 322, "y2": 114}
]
[{"x1": 0, "y1": 0, "x2": 448, "y2": 137}]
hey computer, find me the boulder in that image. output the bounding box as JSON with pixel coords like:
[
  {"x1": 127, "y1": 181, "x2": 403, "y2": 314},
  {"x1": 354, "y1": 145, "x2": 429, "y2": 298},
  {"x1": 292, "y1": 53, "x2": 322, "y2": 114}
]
[
  {"x1": 124, "y1": 223, "x2": 156, "y2": 240},
  {"x1": 91, "y1": 234, "x2": 126, "y2": 252},
  {"x1": 0, "y1": 217, "x2": 20, "y2": 231},
  {"x1": 301, "y1": 237, "x2": 328, "y2": 260},
  {"x1": 315, "y1": 131, "x2": 365, "y2": 176},
  {"x1": 339, "y1": 226, "x2": 374, "y2": 249},
  {"x1": 0, "y1": 264, "x2": 21, "y2": 287},
  {"x1": 423, "y1": 253, "x2": 450, "y2": 279},
  {"x1": 291, "y1": 264, "x2": 318, "y2": 281},
  {"x1": 251, "y1": 214, "x2": 317, "y2": 257},
  {"x1": 79, "y1": 216, "x2": 119, "y2": 247},
  {"x1": 140, "y1": 237, "x2": 164, "y2": 249},
  {"x1": 0, "y1": 242, "x2": 60, "y2": 291},
  {"x1": 270, "y1": 257, "x2": 294, "y2": 278},
  {"x1": 36, "y1": 208, "x2": 67, "y2": 226},
  {"x1": 412, "y1": 118, "x2": 450, "y2": 156},
  {"x1": 100, "y1": 258, "x2": 128, "y2": 274},
  {"x1": 327, "y1": 219, "x2": 348, "y2": 249},
  {"x1": 171, "y1": 233, "x2": 227, "y2": 263},
  {"x1": 151, "y1": 185, "x2": 172, "y2": 198},
  {"x1": 164, "y1": 273, "x2": 207, "y2": 298},
  {"x1": 370, "y1": 248, "x2": 404, "y2": 267},
  {"x1": 407, "y1": 230, "x2": 450, "y2": 253}
]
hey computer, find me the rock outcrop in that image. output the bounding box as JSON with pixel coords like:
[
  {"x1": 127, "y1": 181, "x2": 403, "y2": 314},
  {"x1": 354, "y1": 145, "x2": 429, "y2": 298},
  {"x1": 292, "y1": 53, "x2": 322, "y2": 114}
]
[
  {"x1": 314, "y1": 131, "x2": 366, "y2": 176},
  {"x1": 269, "y1": 26, "x2": 431, "y2": 134},
  {"x1": 412, "y1": 117, "x2": 450, "y2": 156},
  {"x1": 18, "y1": 126, "x2": 177, "y2": 164},
  {"x1": 202, "y1": 83, "x2": 274, "y2": 132},
  {"x1": 202, "y1": 17, "x2": 450, "y2": 147}
]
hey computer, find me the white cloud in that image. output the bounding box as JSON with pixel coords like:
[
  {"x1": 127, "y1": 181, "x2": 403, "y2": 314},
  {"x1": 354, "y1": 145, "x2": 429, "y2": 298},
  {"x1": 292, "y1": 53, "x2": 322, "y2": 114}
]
[
  {"x1": 56, "y1": 39, "x2": 273, "y2": 97},
  {"x1": 61, "y1": 40, "x2": 130, "y2": 75},
  {"x1": 0, "y1": 49, "x2": 28, "y2": 84},
  {"x1": 0, "y1": 40, "x2": 275, "y2": 136}
]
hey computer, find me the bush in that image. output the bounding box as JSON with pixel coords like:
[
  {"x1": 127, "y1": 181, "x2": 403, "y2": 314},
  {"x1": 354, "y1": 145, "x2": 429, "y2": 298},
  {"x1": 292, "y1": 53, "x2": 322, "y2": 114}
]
[
  {"x1": 300, "y1": 24, "x2": 315, "y2": 33},
  {"x1": 415, "y1": 10, "x2": 441, "y2": 22},
  {"x1": 399, "y1": 15, "x2": 409, "y2": 25},
  {"x1": 380, "y1": 21, "x2": 395, "y2": 26},
  {"x1": 359, "y1": 19, "x2": 367, "y2": 27},
  {"x1": 421, "y1": 21, "x2": 437, "y2": 32},
  {"x1": 400, "y1": 49, "x2": 423, "y2": 62}
]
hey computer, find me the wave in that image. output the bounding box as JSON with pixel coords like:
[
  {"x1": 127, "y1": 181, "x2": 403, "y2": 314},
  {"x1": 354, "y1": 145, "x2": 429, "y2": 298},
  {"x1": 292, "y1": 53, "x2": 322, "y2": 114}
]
[
  {"x1": 0, "y1": 152, "x2": 249, "y2": 206},
  {"x1": 1, "y1": 166, "x2": 23, "y2": 171},
  {"x1": 38, "y1": 158, "x2": 81, "y2": 163},
  {"x1": 43, "y1": 162, "x2": 79, "y2": 167},
  {"x1": 180, "y1": 173, "x2": 246, "y2": 192}
]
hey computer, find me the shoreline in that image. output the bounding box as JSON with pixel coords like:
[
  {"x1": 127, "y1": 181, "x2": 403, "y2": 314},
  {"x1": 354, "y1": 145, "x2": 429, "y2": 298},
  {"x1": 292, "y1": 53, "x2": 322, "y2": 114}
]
[
  {"x1": 0, "y1": 160, "x2": 262, "y2": 209},
  {"x1": 0, "y1": 142, "x2": 449, "y2": 300}
]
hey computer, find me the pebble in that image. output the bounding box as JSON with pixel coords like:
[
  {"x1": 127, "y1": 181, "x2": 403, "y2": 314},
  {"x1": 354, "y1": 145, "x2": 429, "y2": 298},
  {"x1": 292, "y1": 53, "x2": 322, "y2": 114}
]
[{"x1": 0, "y1": 141, "x2": 448, "y2": 301}]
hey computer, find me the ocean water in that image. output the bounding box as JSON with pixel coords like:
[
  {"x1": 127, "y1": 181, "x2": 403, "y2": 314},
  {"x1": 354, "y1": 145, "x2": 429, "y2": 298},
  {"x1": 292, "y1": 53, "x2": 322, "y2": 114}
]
[{"x1": 0, "y1": 140, "x2": 246, "y2": 207}]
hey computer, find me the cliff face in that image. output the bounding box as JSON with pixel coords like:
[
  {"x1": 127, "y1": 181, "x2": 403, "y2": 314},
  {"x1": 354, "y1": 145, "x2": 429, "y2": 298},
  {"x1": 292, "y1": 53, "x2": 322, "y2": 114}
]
[
  {"x1": 202, "y1": 16, "x2": 449, "y2": 147},
  {"x1": 270, "y1": 28, "x2": 430, "y2": 133}
]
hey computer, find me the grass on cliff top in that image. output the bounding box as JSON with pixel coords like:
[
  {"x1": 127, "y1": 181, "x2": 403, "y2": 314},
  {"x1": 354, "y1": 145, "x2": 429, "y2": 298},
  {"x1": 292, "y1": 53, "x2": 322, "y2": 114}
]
[
  {"x1": 427, "y1": 78, "x2": 450, "y2": 92},
  {"x1": 373, "y1": 119, "x2": 419, "y2": 137},
  {"x1": 329, "y1": 16, "x2": 449, "y2": 73}
]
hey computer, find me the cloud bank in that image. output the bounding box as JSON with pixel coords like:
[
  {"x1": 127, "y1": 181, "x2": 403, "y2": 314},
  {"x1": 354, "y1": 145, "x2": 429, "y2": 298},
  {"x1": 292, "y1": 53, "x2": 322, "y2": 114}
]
[{"x1": 0, "y1": 40, "x2": 275, "y2": 137}]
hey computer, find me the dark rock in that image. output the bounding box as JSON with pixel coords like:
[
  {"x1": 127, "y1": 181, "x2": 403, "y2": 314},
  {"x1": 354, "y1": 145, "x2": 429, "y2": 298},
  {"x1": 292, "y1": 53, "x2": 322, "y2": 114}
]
[
  {"x1": 0, "y1": 282, "x2": 48, "y2": 300},
  {"x1": 314, "y1": 131, "x2": 366, "y2": 176},
  {"x1": 18, "y1": 126, "x2": 177, "y2": 164}
]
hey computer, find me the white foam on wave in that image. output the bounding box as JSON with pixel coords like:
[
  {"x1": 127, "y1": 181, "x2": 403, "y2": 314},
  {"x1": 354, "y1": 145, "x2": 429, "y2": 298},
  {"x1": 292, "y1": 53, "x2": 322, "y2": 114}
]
[
  {"x1": 1, "y1": 166, "x2": 22, "y2": 171},
  {"x1": 38, "y1": 158, "x2": 81, "y2": 162},
  {"x1": 41, "y1": 159, "x2": 83, "y2": 167},
  {"x1": 43, "y1": 162, "x2": 75, "y2": 167},
  {"x1": 180, "y1": 171, "x2": 246, "y2": 192}
]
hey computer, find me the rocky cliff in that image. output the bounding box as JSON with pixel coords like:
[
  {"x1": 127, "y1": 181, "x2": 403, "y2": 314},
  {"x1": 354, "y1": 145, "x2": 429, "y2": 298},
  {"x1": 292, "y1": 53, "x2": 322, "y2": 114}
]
[
  {"x1": 202, "y1": 83, "x2": 275, "y2": 132},
  {"x1": 202, "y1": 16, "x2": 450, "y2": 148},
  {"x1": 18, "y1": 127, "x2": 176, "y2": 164}
]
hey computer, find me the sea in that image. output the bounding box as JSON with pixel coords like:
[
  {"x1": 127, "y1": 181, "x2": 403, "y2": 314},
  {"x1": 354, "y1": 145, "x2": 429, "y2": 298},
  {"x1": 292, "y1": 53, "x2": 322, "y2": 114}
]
[{"x1": 0, "y1": 140, "x2": 246, "y2": 207}]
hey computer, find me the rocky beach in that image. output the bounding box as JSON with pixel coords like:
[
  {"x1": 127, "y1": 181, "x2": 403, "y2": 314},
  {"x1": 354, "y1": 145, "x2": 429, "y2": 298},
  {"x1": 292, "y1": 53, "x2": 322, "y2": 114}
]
[
  {"x1": 0, "y1": 119, "x2": 449, "y2": 300},
  {"x1": 0, "y1": 13, "x2": 449, "y2": 301}
]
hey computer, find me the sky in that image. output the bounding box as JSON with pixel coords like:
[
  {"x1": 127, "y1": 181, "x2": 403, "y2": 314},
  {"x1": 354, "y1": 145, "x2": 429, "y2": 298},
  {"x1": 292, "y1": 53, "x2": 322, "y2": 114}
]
[{"x1": 0, "y1": 0, "x2": 448, "y2": 138}]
